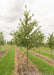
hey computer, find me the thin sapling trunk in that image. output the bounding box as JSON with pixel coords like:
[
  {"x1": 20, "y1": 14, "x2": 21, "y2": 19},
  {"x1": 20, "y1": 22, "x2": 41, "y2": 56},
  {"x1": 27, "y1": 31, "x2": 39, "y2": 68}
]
[
  {"x1": 27, "y1": 48, "x2": 28, "y2": 67},
  {"x1": 51, "y1": 48, "x2": 52, "y2": 62},
  {"x1": 39, "y1": 49, "x2": 40, "y2": 56}
]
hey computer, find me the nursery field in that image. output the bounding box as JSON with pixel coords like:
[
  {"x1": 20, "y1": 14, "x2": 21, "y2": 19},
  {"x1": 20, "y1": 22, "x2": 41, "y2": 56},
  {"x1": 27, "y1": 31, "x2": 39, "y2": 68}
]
[
  {"x1": 0, "y1": 45, "x2": 10, "y2": 51},
  {"x1": 0, "y1": 46, "x2": 15, "y2": 75},
  {"x1": 30, "y1": 47, "x2": 54, "y2": 59},
  {"x1": 0, "y1": 2, "x2": 54, "y2": 75},
  {"x1": 0, "y1": 45, "x2": 54, "y2": 75},
  {"x1": 19, "y1": 47, "x2": 54, "y2": 75},
  {"x1": 32, "y1": 47, "x2": 54, "y2": 54}
]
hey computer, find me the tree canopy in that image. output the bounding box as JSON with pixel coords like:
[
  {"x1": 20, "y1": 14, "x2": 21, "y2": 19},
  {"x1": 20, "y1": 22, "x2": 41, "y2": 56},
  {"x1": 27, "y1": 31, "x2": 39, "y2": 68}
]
[
  {"x1": 0, "y1": 32, "x2": 5, "y2": 45},
  {"x1": 47, "y1": 33, "x2": 54, "y2": 49},
  {"x1": 10, "y1": 5, "x2": 45, "y2": 66},
  {"x1": 11, "y1": 5, "x2": 44, "y2": 49}
]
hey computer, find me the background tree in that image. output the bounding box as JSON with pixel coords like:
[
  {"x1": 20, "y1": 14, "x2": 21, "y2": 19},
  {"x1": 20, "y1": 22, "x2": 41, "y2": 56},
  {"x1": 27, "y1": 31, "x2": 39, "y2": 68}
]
[
  {"x1": 7, "y1": 39, "x2": 14, "y2": 45},
  {"x1": 11, "y1": 5, "x2": 44, "y2": 66},
  {"x1": 47, "y1": 33, "x2": 54, "y2": 61},
  {"x1": 36, "y1": 33, "x2": 45, "y2": 56},
  {"x1": 0, "y1": 32, "x2": 5, "y2": 45}
]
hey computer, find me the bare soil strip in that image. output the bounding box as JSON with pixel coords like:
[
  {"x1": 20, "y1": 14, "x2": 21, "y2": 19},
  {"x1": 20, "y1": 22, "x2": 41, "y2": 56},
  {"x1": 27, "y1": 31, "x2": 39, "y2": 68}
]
[
  {"x1": 14, "y1": 46, "x2": 41, "y2": 75},
  {"x1": 22, "y1": 47, "x2": 54, "y2": 66},
  {"x1": 0, "y1": 46, "x2": 5, "y2": 49},
  {"x1": 41, "y1": 50, "x2": 54, "y2": 55},
  {"x1": 14, "y1": 46, "x2": 19, "y2": 75},
  {"x1": 29, "y1": 50, "x2": 54, "y2": 66},
  {"x1": 34, "y1": 48, "x2": 54, "y2": 55},
  {"x1": 0, "y1": 46, "x2": 12, "y2": 58}
]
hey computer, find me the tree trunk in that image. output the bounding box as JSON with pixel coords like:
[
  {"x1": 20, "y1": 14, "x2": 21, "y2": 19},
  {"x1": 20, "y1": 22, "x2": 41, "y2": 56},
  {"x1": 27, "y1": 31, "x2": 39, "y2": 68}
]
[
  {"x1": 51, "y1": 48, "x2": 52, "y2": 62},
  {"x1": 27, "y1": 48, "x2": 28, "y2": 67},
  {"x1": 39, "y1": 49, "x2": 40, "y2": 56}
]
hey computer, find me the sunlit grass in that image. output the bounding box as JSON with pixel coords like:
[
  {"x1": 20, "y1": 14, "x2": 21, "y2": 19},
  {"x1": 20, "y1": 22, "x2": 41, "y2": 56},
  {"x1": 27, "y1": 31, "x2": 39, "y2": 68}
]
[
  {"x1": 0, "y1": 46, "x2": 15, "y2": 75},
  {"x1": 19, "y1": 47, "x2": 54, "y2": 75},
  {"x1": 0, "y1": 45, "x2": 10, "y2": 51},
  {"x1": 31, "y1": 48, "x2": 54, "y2": 58}
]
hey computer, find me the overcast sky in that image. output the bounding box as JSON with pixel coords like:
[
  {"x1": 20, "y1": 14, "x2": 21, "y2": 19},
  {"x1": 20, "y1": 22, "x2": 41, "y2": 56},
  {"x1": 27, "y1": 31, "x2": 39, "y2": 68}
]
[{"x1": 0, "y1": 0, "x2": 54, "y2": 41}]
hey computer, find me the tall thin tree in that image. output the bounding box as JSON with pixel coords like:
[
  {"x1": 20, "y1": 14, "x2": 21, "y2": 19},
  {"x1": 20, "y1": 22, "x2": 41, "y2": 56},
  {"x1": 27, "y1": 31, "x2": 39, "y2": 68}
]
[
  {"x1": 11, "y1": 5, "x2": 44, "y2": 67},
  {"x1": 47, "y1": 33, "x2": 54, "y2": 61}
]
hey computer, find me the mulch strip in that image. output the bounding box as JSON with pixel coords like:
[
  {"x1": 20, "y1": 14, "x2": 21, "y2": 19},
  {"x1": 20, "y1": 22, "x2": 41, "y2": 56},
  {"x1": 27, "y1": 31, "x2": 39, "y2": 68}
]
[
  {"x1": 0, "y1": 46, "x2": 12, "y2": 58},
  {"x1": 14, "y1": 46, "x2": 41, "y2": 75}
]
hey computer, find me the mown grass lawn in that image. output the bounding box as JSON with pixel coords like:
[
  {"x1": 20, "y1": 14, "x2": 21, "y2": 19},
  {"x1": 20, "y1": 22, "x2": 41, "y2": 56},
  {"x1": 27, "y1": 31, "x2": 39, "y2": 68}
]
[
  {"x1": 19, "y1": 47, "x2": 54, "y2": 75},
  {"x1": 0, "y1": 46, "x2": 15, "y2": 75}
]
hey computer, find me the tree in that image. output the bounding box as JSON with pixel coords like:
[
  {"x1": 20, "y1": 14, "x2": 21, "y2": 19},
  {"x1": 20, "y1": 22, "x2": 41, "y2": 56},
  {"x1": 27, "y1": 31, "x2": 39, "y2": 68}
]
[
  {"x1": 11, "y1": 5, "x2": 44, "y2": 67},
  {"x1": 47, "y1": 33, "x2": 54, "y2": 61},
  {"x1": 37, "y1": 34, "x2": 45, "y2": 56},
  {"x1": 0, "y1": 32, "x2": 5, "y2": 45},
  {"x1": 7, "y1": 39, "x2": 14, "y2": 45}
]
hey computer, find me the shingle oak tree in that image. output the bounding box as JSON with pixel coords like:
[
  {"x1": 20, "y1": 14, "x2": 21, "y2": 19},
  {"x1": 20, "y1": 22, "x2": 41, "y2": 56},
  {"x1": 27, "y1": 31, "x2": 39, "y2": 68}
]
[
  {"x1": 47, "y1": 33, "x2": 54, "y2": 61},
  {"x1": 11, "y1": 5, "x2": 44, "y2": 67}
]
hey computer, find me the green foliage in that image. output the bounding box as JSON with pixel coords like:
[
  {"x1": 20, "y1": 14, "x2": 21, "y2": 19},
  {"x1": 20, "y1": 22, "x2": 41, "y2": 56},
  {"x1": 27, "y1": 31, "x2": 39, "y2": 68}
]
[
  {"x1": 47, "y1": 33, "x2": 54, "y2": 49},
  {"x1": 11, "y1": 5, "x2": 44, "y2": 49},
  {"x1": 7, "y1": 39, "x2": 14, "y2": 45},
  {"x1": 0, "y1": 32, "x2": 5, "y2": 45}
]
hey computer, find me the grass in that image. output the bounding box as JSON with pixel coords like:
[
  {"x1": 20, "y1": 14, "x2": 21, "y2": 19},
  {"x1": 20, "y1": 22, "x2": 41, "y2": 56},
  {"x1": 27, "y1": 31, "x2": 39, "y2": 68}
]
[
  {"x1": 0, "y1": 45, "x2": 10, "y2": 51},
  {"x1": 19, "y1": 47, "x2": 54, "y2": 75},
  {"x1": 34, "y1": 47, "x2": 54, "y2": 53},
  {"x1": 0, "y1": 45, "x2": 3, "y2": 48},
  {"x1": 31, "y1": 48, "x2": 54, "y2": 58},
  {"x1": 0, "y1": 46, "x2": 15, "y2": 75}
]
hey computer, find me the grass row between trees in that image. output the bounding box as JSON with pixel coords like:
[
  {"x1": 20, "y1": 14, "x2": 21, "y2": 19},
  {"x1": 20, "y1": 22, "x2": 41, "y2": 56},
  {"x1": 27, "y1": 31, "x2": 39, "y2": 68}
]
[
  {"x1": 19, "y1": 47, "x2": 54, "y2": 75},
  {"x1": 31, "y1": 48, "x2": 54, "y2": 58},
  {"x1": 0, "y1": 45, "x2": 10, "y2": 51},
  {"x1": 34, "y1": 47, "x2": 54, "y2": 53},
  {"x1": 0, "y1": 46, "x2": 15, "y2": 75}
]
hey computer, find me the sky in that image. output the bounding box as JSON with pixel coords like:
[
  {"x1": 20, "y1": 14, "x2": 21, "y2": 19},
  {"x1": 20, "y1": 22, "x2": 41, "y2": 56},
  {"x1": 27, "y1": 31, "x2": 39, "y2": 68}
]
[{"x1": 0, "y1": 0, "x2": 54, "y2": 41}]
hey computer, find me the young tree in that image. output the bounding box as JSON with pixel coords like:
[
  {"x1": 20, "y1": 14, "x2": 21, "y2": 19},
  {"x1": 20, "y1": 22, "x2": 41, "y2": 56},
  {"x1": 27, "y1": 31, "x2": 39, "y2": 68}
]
[
  {"x1": 11, "y1": 5, "x2": 44, "y2": 66},
  {"x1": 0, "y1": 32, "x2": 5, "y2": 45},
  {"x1": 47, "y1": 33, "x2": 54, "y2": 61},
  {"x1": 7, "y1": 39, "x2": 14, "y2": 45},
  {"x1": 37, "y1": 35, "x2": 45, "y2": 56}
]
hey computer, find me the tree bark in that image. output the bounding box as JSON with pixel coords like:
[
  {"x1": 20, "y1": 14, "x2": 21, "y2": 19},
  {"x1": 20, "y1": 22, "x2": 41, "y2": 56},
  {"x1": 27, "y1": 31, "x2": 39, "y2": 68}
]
[
  {"x1": 27, "y1": 48, "x2": 28, "y2": 67},
  {"x1": 51, "y1": 48, "x2": 52, "y2": 62},
  {"x1": 39, "y1": 49, "x2": 40, "y2": 56}
]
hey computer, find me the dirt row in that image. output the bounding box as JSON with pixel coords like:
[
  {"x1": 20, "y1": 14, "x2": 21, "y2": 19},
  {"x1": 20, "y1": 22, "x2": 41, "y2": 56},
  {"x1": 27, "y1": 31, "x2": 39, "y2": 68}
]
[
  {"x1": 22, "y1": 47, "x2": 54, "y2": 66},
  {"x1": 29, "y1": 50, "x2": 54, "y2": 66},
  {"x1": 14, "y1": 46, "x2": 41, "y2": 75},
  {"x1": 0, "y1": 46, "x2": 5, "y2": 50},
  {"x1": 34, "y1": 48, "x2": 54, "y2": 55},
  {"x1": 0, "y1": 46, "x2": 12, "y2": 58}
]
